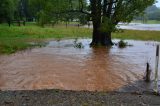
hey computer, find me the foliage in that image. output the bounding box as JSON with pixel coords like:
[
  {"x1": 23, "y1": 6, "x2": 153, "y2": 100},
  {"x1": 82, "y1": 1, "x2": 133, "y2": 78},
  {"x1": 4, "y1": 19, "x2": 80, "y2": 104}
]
[
  {"x1": 86, "y1": 0, "x2": 155, "y2": 32},
  {"x1": 0, "y1": 0, "x2": 18, "y2": 22},
  {"x1": 29, "y1": 0, "x2": 75, "y2": 26},
  {"x1": 100, "y1": 17, "x2": 116, "y2": 32},
  {"x1": 117, "y1": 40, "x2": 128, "y2": 48},
  {"x1": 37, "y1": 10, "x2": 51, "y2": 27},
  {"x1": 135, "y1": 5, "x2": 160, "y2": 21},
  {"x1": 28, "y1": 0, "x2": 88, "y2": 26},
  {"x1": 74, "y1": 42, "x2": 84, "y2": 48},
  {"x1": 82, "y1": 0, "x2": 155, "y2": 45},
  {"x1": 73, "y1": 38, "x2": 84, "y2": 48},
  {"x1": 146, "y1": 5, "x2": 160, "y2": 20}
]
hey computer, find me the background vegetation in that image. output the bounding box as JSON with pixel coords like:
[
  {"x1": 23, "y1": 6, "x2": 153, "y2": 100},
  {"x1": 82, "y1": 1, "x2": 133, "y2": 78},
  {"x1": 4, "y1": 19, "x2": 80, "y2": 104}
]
[{"x1": 135, "y1": 5, "x2": 160, "y2": 23}]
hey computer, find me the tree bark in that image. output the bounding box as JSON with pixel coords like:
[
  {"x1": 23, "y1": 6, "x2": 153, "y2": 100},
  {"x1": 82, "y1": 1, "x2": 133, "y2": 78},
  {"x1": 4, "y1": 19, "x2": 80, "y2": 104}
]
[
  {"x1": 90, "y1": 0, "x2": 113, "y2": 46},
  {"x1": 90, "y1": 24, "x2": 113, "y2": 46}
]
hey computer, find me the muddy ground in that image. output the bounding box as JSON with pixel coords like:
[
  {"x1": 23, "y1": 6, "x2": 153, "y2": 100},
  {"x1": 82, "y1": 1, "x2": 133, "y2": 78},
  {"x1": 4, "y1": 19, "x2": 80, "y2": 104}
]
[{"x1": 0, "y1": 89, "x2": 160, "y2": 106}]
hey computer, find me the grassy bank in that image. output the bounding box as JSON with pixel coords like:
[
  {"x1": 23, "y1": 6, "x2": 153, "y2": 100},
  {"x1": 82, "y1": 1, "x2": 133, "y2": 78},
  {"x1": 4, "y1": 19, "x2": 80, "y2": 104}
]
[
  {"x1": 0, "y1": 24, "x2": 91, "y2": 54},
  {"x1": 0, "y1": 24, "x2": 160, "y2": 54}
]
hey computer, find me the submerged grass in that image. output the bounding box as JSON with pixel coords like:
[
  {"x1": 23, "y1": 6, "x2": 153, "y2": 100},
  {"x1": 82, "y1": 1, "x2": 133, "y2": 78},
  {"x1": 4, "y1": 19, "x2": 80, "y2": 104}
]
[
  {"x1": 0, "y1": 24, "x2": 160, "y2": 54},
  {"x1": 0, "y1": 39, "x2": 30, "y2": 54},
  {"x1": 0, "y1": 24, "x2": 92, "y2": 54}
]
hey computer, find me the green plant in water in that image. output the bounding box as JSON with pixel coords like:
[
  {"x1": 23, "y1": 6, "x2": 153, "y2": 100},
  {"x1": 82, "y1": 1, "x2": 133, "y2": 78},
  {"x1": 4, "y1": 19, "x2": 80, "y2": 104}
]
[
  {"x1": 74, "y1": 42, "x2": 84, "y2": 48},
  {"x1": 73, "y1": 38, "x2": 84, "y2": 48},
  {"x1": 74, "y1": 38, "x2": 78, "y2": 44},
  {"x1": 118, "y1": 40, "x2": 128, "y2": 48}
]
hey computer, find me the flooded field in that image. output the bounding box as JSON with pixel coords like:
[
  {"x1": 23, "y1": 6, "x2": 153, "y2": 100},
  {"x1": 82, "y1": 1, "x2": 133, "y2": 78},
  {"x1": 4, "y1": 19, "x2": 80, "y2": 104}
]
[
  {"x1": 0, "y1": 39, "x2": 160, "y2": 92},
  {"x1": 85, "y1": 23, "x2": 160, "y2": 31},
  {"x1": 119, "y1": 23, "x2": 160, "y2": 31}
]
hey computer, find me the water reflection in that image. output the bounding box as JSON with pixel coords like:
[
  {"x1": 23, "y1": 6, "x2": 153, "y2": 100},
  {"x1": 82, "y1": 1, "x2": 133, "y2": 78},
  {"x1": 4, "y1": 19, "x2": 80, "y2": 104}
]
[{"x1": 84, "y1": 47, "x2": 115, "y2": 91}]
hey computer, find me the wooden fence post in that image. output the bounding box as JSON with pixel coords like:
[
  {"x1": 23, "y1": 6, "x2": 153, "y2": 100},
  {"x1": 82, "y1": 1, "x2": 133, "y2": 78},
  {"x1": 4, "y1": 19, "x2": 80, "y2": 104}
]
[
  {"x1": 154, "y1": 45, "x2": 159, "y2": 93},
  {"x1": 145, "y1": 62, "x2": 151, "y2": 82}
]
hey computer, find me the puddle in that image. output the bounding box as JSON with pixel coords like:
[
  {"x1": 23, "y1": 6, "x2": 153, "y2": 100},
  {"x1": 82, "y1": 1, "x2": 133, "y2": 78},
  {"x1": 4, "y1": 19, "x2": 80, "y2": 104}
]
[{"x1": 0, "y1": 39, "x2": 160, "y2": 92}]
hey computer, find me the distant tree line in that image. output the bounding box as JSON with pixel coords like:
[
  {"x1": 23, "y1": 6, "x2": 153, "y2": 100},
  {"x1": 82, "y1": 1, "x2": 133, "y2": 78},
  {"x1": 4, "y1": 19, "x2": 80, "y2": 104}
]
[
  {"x1": 135, "y1": 5, "x2": 160, "y2": 21},
  {"x1": 1, "y1": 0, "x2": 157, "y2": 27},
  {"x1": 0, "y1": 0, "x2": 89, "y2": 27}
]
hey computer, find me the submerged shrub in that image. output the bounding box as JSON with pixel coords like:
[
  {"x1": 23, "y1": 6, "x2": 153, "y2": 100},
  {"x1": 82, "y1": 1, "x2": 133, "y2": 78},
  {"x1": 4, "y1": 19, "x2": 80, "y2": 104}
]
[
  {"x1": 117, "y1": 40, "x2": 133, "y2": 48},
  {"x1": 74, "y1": 42, "x2": 84, "y2": 48},
  {"x1": 73, "y1": 38, "x2": 84, "y2": 48},
  {"x1": 118, "y1": 40, "x2": 128, "y2": 48}
]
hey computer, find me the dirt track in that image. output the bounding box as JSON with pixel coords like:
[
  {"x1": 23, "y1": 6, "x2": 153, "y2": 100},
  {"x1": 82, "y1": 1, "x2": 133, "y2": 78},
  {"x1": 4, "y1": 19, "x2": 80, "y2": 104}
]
[{"x1": 0, "y1": 89, "x2": 160, "y2": 106}]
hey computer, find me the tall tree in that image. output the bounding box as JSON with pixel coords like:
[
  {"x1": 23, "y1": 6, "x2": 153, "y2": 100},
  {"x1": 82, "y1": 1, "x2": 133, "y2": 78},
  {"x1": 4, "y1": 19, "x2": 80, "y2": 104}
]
[
  {"x1": 77, "y1": 0, "x2": 155, "y2": 46},
  {"x1": 29, "y1": 0, "x2": 72, "y2": 26},
  {"x1": 0, "y1": 0, "x2": 18, "y2": 23},
  {"x1": 28, "y1": 0, "x2": 154, "y2": 45},
  {"x1": 146, "y1": 5, "x2": 160, "y2": 20}
]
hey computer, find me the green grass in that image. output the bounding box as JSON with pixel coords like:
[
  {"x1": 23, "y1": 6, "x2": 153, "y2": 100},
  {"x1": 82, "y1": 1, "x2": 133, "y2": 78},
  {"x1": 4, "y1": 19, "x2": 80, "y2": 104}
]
[
  {"x1": 113, "y1": 30, "x2": 160, "y2": 41},
  {"x1": 0, "y1": 24, "x2": 160, "y2": 54},
  {"x1": 0, "y1": 24, "x2": 92, "y2": 54},
  {"x1": 0, "y1": 39, "x2": 30, "y2": 54},
  {"x1": 0, "y1": 24, "x2": 91, "y2": 39}
]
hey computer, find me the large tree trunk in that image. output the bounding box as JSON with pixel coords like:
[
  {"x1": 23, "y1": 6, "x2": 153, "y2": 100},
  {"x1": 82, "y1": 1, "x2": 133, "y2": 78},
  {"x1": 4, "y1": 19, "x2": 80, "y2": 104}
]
[
  {"x1": 90, "y1": 23, "x2": 113, "y2": 46},
  {"x1": 89, "y1": 0, "x2": 113, "y2": 46}
]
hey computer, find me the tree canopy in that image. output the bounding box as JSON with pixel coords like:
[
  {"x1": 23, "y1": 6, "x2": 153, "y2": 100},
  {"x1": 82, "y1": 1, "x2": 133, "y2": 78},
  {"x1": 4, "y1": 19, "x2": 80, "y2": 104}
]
[
  {"x1": 146, "y1": 5, "x2": 160, "y2": 20},
  {"x1": 0, "y1": 0, "x2": 18, "y2": 23}
]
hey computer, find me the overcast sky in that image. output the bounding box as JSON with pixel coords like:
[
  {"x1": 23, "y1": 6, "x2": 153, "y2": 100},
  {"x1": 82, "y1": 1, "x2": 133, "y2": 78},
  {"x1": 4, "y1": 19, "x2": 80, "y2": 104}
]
[{"x1": 156, "y1": 0, "x2": 160, "y2": 7}]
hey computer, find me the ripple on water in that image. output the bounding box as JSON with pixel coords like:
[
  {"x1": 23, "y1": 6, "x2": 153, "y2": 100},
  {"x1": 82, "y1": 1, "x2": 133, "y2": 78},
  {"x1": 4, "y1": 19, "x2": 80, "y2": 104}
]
[{"x1": 0, "y1": 39, "x2": 159, "y2": 92}]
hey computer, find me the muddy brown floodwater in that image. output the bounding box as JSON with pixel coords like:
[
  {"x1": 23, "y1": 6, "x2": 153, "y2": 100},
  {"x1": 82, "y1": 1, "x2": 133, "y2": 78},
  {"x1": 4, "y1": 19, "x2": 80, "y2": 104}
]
[{"x1": 0, "y1": 39, "x2": 160, "y2": 92}]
